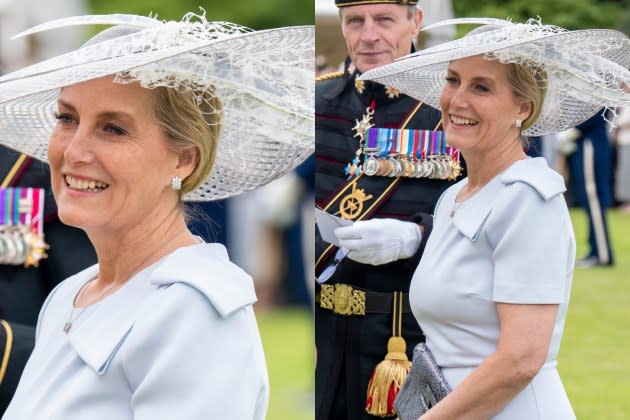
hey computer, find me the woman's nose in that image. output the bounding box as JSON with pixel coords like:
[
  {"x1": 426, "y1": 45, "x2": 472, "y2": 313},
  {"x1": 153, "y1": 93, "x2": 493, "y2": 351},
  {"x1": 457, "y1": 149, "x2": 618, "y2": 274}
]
[{"x1": 63, "y1": 128, "x2": 94, "y2": 165}]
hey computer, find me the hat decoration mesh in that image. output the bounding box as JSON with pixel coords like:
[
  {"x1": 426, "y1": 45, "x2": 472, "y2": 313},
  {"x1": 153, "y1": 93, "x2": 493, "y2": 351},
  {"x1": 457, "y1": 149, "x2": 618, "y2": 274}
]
[
  {"x1": 0, "y1": 11, "x2": 314, "y2": 201},
  {"x1": 360, "y1": 18, "x2": 630, "y2": 136}
]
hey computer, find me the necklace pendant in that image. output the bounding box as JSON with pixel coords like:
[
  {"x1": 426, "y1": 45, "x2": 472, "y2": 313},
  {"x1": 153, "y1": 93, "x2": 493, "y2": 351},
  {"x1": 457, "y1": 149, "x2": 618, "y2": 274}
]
[
  {"x1": 450, "y1": 210, "x2": 455, "y2": 218},
  {"x1": 63, "y1": 322, "x2": 72, "y2": 333}
]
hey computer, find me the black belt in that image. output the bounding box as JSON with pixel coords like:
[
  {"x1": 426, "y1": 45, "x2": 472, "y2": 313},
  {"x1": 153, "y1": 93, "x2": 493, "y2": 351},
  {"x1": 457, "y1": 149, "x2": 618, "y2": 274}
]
[{"x1": 316, "y1": 283, "x2": 411, "y2": 316}]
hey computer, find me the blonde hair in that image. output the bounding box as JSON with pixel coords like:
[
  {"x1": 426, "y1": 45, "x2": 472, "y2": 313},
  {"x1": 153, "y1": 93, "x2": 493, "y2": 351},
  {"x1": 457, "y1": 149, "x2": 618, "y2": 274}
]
[
  {"x1": 152, "y1": 85, "x2": 222, "y2": 196},
  {"x1": 506, "y1": 62, "x2": 547, "y2": 131}
]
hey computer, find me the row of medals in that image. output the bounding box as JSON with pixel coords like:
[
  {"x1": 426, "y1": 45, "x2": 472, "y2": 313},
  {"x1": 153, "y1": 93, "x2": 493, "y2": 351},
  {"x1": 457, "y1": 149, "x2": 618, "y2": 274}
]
[
  {"x1": 0, "y1": 225, "x2": 39, "y2": 265},
  {"x1": 353, "y1": 155, "x2": 461, "y2": 180}
]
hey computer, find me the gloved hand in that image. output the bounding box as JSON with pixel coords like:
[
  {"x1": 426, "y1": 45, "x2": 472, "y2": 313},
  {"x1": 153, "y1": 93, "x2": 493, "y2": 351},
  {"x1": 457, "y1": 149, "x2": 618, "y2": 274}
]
[
  {"x1": 556, "y1": 128, "x2": 581, "y2": 156},
  {"x1": 334, "y1": 218, "x2": 422, "y2": 266}
]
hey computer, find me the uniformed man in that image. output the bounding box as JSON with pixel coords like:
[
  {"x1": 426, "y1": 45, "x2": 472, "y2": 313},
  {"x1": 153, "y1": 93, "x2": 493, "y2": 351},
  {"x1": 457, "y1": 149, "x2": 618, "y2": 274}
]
[
  {"x1": 315, "y1": 1, "x2": 462, "y2": 419},
  {"x1": 564, "y1": 113, "x2": 615, "y2": 267},
  {"x1": 0, "y1": 146, "x2": 96, "y2": 413}
]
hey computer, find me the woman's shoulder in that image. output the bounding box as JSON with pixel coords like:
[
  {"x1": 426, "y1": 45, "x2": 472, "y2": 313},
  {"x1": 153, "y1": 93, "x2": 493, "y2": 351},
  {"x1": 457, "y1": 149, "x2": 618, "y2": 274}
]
[
  {"x1": 499, "y1": 157, "x2": 566, "y2": 202},
  {"x1": 148, "y1": 243, "x2": 257, "y2": 319}
]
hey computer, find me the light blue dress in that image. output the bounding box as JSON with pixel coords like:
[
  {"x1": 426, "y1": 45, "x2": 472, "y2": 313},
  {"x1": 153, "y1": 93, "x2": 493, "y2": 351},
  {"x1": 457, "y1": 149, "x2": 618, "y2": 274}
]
[
  {"x1": 3, "y1": 243, "x2": 269, "y2": 420},
  {"x1": 409, "y1": 158, "x2": 576, "y2": 419}
]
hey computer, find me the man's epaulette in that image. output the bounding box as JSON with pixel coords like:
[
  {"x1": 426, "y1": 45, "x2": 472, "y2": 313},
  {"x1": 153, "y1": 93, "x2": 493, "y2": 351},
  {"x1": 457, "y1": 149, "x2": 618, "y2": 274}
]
[{"x1": 316, "y1": 71, "x2": 345, "y2": 82}]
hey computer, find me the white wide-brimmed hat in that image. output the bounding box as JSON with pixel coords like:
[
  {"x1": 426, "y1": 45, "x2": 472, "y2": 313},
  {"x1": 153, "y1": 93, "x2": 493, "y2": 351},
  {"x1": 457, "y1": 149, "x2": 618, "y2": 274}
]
[
  {"x1": 360, "y1": 18, "x2": 630, "y2": 136},
  {"x1": 0, "y1": 12, "x2": 314, "y2": 201}
]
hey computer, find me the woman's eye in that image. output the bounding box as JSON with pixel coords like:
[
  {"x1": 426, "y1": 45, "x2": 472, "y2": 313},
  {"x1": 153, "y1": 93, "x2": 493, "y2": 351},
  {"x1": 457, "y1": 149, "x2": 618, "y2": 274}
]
[
  {"x1": 53, "y1": 112, "x2": 76, "y2": 125},
  {"x1": 103, "y1": 124, "x2": 127, "y2": 136},
  {"x1": 475, "y1": 84, "x2": 490, "y2": 93},
  {"x1": 445, "y1": 76, "x2": 458, "y2": 85}
]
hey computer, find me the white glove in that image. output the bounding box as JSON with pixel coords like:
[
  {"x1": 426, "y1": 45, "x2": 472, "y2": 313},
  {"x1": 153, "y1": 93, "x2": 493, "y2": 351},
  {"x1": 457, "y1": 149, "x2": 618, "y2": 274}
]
[
  {"x1": 556, "y1": 128, "x2": 581, "y2": 156},
  {"x1": 334, "y1": 218, "x2": 422, "y2": 266}
]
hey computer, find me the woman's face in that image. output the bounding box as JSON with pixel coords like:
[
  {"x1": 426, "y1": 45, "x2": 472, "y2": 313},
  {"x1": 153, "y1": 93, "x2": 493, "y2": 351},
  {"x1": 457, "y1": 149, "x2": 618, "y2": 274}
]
[
  {"x1": 439, "y1": 55, "x2": 530, "y2": 154},
  {"x1": 48, "y1": 76, "x2": 183, "y2": 234}
]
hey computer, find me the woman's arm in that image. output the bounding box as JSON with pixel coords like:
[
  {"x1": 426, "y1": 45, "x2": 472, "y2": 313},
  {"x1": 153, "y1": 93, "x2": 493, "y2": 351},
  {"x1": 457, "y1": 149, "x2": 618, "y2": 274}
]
[{"x1": 420, "y1": 302, "x2": 558, "y2": 420}]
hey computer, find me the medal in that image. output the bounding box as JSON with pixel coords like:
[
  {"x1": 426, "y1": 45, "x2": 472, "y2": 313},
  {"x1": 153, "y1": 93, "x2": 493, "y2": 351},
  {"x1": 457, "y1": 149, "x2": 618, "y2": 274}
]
[
  {"x1": 345, "y1": 107, "x2": 375, "y2": 179},
  {"x1": 0, "y1": 187, "x2": 49, "y2": 267},
  {"x1": 364, "y1": 156, "x2": 379, "y2": 176}
]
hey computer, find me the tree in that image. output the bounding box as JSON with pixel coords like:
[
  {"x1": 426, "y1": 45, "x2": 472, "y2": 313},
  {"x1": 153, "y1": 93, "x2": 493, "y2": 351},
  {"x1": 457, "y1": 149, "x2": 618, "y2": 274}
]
[
  {"x1": 453, "y1": 0, "x2": 624, "y2": 31},
  {"x1": 89, "y1": 0, "x2": 313, "y2": 29}
]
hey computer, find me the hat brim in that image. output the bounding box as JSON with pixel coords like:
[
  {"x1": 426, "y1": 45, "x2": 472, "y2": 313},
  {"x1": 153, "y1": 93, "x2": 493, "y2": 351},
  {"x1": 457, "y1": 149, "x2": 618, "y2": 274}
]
[
  {"x1": 361, "y1": 25, "x2": 630, "y2": 136},
  {"x1": 0, "y1": 17, "x2": 314, "y2": 201}
]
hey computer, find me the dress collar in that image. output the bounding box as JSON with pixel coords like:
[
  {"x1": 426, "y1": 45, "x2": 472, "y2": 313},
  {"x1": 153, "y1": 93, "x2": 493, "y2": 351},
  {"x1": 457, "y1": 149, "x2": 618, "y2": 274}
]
[
  {"x1": 450, "y1": 157, "x2": 566, "y2": 241},
  {"x1": 64, "y1": 243, "x2": 256, "y2": 375}
]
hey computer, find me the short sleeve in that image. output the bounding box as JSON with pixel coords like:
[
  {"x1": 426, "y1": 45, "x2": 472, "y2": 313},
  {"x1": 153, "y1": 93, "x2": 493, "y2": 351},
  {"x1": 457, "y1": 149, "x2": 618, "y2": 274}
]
[
  {"x1": 121, "y1": 284, "x2": 269, "y2": 420},
  {"x1": 485, "y1": 182, "x2": 573, "y2": 304}
]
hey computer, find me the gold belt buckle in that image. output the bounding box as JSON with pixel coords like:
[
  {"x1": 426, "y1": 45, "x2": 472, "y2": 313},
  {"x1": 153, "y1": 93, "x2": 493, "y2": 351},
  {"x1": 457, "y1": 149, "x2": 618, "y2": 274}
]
[{"x1": 320, "y1": 284, "x2": 366, "y2": 316}]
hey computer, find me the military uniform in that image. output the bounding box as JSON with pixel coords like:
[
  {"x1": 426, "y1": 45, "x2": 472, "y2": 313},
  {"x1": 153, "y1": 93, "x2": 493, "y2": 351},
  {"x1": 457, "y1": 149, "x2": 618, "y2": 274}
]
[
  {"x1": 315, "y1": 67, "x2": 461, "y2": 419},
  {"x1": 567, "y1": 113, "x2": 615, "y2": 266},
  {"x1": 0, "y1": 146, "x2": 96, "y2": 413}
]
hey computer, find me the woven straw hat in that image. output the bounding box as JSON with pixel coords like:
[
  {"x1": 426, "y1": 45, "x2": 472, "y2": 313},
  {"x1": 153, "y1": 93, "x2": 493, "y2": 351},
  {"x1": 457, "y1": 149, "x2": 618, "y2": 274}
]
[
  {"x1": 360, "y1": 18, "x2": 630, "y2": 136},
  {"x1": 0, "y1": 12, "x2": 314, "y2": 201}
]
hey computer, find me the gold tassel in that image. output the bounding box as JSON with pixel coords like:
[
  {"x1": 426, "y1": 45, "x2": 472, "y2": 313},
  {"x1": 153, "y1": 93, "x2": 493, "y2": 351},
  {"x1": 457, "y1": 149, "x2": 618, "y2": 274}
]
[{"x1": 365, "y1": 292, "x2": 411, "y2": 417}]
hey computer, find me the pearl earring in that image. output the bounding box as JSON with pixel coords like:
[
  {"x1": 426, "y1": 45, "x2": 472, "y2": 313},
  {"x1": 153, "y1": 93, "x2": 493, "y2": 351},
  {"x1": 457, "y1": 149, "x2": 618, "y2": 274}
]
[
  {"x1": 515, "y1": 119, "x2": 522, "y2": 129},
  {"x1": 171, "y1": 176, "x2": 182, "y2": 191}
]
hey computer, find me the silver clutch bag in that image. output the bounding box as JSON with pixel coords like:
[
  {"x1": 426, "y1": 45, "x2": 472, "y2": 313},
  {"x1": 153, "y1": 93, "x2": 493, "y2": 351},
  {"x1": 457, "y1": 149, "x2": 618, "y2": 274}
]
[{"x1": 394, "y1": 343, "x2": 452, "y2": 420}]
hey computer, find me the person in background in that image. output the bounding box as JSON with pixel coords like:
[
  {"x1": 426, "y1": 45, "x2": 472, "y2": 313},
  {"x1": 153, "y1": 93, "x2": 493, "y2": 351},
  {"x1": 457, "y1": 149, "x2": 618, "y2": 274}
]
[
  {"x1": 362, "y1": 17, "x2": 630, "y2": 419},
  {"x1": 315, "y1": 1, "x2": 462, "y2": 418},
  {"x1": 563, "y1": 113, "x2": 615, "y2": 267},
  {"x1": 0, "y1": 12, "x2": 313, "y2": 420}
]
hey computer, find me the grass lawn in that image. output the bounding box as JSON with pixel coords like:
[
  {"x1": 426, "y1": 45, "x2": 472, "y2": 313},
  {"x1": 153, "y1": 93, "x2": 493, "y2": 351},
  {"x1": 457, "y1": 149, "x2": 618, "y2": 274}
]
[
  {"x1": 257, "y1": 306, "x2": 314, "y2": 420},
  {"x1": 560, "y1": 208, "x2": 630, "y2": 419},
  {"x1": 255, "y1": 208, "x2": 630, "y2": 420}
]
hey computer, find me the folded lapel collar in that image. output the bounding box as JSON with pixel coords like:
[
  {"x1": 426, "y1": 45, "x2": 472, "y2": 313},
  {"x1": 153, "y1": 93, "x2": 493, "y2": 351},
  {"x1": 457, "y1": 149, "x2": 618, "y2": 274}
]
[
  {"x1": 68, "y1": 266, "x2": 157, "y2": 375},
  {"x1": 451, "y1": 177, "x2": 501, "y2": 242},
  {"x1": 451, "y1": 158, "x2": 566, "y2": 242},
  {"x1": 67, "y1": 243, "x2": 256, "y2": 375},
  {"x1": 150, "y1": 243, "x2": 257, "y2": 318},
  {"x1": 500, "y1": 157, "x2": 566, "y2": 201}
]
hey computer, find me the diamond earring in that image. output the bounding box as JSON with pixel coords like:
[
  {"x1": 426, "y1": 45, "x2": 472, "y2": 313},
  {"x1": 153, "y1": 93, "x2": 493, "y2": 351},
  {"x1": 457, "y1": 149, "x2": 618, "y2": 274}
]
[
  {"x1": 515, "y1": 119, "x2": 522, "y2": 129},
  {"x1": 171, "y1": 176, "x2": 182, "y2": 191}
]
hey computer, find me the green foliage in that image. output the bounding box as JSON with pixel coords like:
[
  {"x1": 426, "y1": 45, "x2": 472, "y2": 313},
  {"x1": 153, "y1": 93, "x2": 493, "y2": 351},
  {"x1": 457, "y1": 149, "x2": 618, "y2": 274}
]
[
  {"x1": 88, "y1": 0, "x2": 313, "y2": 29},
  {"x1": 257, "y1": 307, "x2": 314, "y2": 420},
  {"x1": 453, "y1": 0, "x2": 626, "y2": 33}
]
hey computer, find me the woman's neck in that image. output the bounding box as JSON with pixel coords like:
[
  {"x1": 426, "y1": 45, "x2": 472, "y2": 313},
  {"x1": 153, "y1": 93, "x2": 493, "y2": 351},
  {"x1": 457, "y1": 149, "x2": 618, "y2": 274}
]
[
  {"x1": 463, "y1": 140, "x2": 527, "y2": 189},
  {"x1": 86, "y1": 207, "x2": 197, "y2": 290},
  {"x1": 457, "y1": 139, "x2": 527, "y2": 202}
]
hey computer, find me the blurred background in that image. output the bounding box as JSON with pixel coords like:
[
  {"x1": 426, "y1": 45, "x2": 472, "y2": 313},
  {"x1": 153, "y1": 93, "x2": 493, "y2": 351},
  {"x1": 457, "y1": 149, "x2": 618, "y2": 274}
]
[
  {"x1": 316, "y1": 0, "x2": 630, "y2": 418},
  {"x1": 0, "y1": 1, "x2": 314, "y2": 420}
]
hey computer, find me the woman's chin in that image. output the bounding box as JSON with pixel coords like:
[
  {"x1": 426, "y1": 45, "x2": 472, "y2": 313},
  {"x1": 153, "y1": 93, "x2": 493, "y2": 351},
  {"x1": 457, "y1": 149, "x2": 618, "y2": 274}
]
[{"x1": 56, "y1": 208, "x2": 98, "y2": 231}]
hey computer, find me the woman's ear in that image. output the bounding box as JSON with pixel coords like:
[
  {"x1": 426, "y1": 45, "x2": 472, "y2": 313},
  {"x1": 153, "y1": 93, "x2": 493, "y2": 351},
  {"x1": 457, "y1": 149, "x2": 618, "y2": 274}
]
[
  {"x1": 176, "y1": 148, "x2": 199, "y2": 180},
  {"x1": 518, "y1": 101, "x2": 533, "y2": 122}
]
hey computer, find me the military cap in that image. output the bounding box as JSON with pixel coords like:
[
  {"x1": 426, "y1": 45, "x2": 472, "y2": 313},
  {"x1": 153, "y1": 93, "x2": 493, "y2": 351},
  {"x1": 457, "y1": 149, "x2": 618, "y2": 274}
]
[{"x1": 336, "y1": 0, "x2": 418, "y2": 7}]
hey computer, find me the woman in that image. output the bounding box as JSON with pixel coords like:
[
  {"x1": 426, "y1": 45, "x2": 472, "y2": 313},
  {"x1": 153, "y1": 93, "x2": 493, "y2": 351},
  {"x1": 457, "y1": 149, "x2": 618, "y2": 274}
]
[
  {"x1": 361, "y1": 19, "x2": 630, "y2": 419},
  {"x1": 0, "y1": 13, "x2": 313, "y2": 420}
]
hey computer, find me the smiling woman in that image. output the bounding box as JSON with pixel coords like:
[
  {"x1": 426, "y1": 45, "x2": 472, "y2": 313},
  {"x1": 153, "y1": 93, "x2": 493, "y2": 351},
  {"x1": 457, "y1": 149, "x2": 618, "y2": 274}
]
[
  {"x1": 361, "y1": 17, "x2": 630, "y2": 420},
  {"x1": 0, "y1": 12, "x2": 313, "y2": 420}
]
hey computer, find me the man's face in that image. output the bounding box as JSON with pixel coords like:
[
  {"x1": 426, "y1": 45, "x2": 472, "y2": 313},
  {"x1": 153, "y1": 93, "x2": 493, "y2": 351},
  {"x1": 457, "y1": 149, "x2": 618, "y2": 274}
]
[{"x1": 341, "y1": 4, "x2": 422, "y2": 73}]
